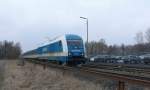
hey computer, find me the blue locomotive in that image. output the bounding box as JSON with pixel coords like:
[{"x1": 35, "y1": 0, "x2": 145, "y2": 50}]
[{"x1": 22, "y1": 34, "x2": 86, "y2": 65}]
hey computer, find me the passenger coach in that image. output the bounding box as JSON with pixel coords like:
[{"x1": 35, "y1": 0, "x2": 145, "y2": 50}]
[{"x1": 22, "y1": 34, "x2": 86, "y2": 65}]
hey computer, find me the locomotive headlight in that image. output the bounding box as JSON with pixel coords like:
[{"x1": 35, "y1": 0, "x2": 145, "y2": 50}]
[
  {"x1": 68, "y1": 52, "x2": 71, "y2": 56},
  {"x1": 81, "y1": 53, "x2": 84, "y2": 56}
]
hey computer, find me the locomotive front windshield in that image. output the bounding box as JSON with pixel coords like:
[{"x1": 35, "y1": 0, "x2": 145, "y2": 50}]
[{"x1": 67, "y1": 40, "x2": 83, "y2": 49}]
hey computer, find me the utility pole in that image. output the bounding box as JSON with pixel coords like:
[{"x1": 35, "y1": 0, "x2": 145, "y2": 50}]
[{"x1": 80, "y1": 17, "x2": 89, "y2": 59}]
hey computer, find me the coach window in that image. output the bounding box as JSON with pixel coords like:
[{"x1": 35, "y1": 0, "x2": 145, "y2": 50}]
[{"x1": 59, "y1": 41, "x2": 62, "y2": 46}]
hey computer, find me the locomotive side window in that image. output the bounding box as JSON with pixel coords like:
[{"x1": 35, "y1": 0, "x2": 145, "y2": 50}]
[
  {"x1": 47, "y1": 40, "x2": 63, "y2": 53},
  {"x1": 59, "y1": 41, "x2": 62, "y2": 46}
]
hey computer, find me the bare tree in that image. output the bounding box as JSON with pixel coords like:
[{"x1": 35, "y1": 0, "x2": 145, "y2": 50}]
[
  {"x1": 98, "y1": 39, "x2": 107, "y2": 54},
  {"x1": 87, "y1": 31, "x2": 150, "y2": 56},
  {"x1": 121, "y1": 44, "x2": 125, "y2": 55},
  {"x1": 0, "y1": 40, "x2": 22, "y2": 59},
  {"x1": 135, "y1": 31, "x2": 144, "y2": 44},
  {"x1": 145, "y1": 28, "x2": 150, "y2": 43}
]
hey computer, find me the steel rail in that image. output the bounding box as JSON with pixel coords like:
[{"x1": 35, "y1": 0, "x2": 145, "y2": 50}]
[
  {"x1": 83, "y1": 63, "x2": 150, "y2": 74},
  {"x1": 79, "y1": 67, "x2": 150, "y2": 87}
]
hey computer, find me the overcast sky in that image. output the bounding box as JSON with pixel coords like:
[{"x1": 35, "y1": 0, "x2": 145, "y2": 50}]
[{"x1": 0, "y1": 0, "x2": 150, "y2": 52}]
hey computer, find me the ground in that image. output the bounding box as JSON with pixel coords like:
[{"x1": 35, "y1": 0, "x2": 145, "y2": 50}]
[{"x1": 0, "y1": 60, "x2": 149, "y2": 90}]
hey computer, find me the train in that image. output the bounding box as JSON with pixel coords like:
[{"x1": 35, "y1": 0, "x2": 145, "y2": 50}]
[{"x1": 22, "y1": 34, "x2": 86, "y2": 65}]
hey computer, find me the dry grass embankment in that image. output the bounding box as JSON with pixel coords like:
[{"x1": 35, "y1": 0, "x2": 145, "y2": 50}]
[
  {"x1": 0, "y1": 60, "x2": 149, "y2": 90},
  {"x1": 0, "y1": 60, "x2": 116, "y2": 90}
]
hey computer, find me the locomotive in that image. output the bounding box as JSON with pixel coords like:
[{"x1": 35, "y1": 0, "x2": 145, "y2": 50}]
[{"x1": 22, "y1": 34, "x2": 86, "y2": 65}]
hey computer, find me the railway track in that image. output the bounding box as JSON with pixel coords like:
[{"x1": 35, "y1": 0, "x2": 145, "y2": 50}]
[
  {"x1": 25, "y1": 60, "x2": 150, "y2": 89},
  {"x1": 80, "y1": 66, "x2": 150, "y2": 86},
  {"x1": 84, "y1": 62, "x2": 150, "y2": 75}
]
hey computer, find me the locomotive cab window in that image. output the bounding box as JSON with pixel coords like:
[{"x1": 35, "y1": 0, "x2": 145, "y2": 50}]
[{"x1": 67, "y1": 40, "x2": 83, "y2": 49}]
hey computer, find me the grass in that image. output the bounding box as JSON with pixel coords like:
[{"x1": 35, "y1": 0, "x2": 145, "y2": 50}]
[
  {"x1": 0, "y1": 71, "x2": 4, "y2": 89},
  {"x1": 0, "y1": 60, "x2": 148, "y2": 90}
]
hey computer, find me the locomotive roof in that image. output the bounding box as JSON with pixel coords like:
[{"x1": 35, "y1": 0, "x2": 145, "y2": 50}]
[
  {"x1": 37, "y1": 34, "x2": 82, "y2": 48},
  {"x1": 65, "y1": 34, "x2": 82, "y2": 40}
]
